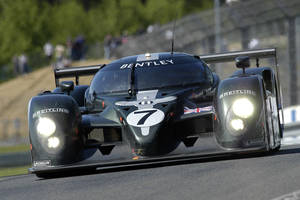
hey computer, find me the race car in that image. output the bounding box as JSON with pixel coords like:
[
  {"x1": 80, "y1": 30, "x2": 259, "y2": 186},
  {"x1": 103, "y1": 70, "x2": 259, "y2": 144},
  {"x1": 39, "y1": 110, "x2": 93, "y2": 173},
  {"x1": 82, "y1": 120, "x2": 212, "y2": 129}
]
[{"x1": 28, "y1": 48, "x2": 283, "y2": 178}]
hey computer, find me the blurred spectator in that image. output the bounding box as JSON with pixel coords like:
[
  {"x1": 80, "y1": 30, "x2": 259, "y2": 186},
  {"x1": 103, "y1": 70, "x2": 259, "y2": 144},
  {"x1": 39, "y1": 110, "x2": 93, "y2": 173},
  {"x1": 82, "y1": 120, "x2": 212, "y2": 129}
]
[
  {"x1": 71, "y1": 35, "x2": 86, "y2": 61},
  {"x1": 121, "y1": 31, "x2": 129, "y2": 44},
  {"x1": 66, "y1": 37, "x2": 73, "y2": 60},
  {"x1": 103, "y1": 33, "x2": 130, "y2": 59},
  {"x1": 104, "y1": 34, "x2": 112, "y2": 59},
  {"x1": 147, "y1": 25, "x2": 154, "y2": 33},
  {"x1": 19, "y1": 54, "x2": 29, "y2": 74},
  {"x1": 54, "y1": 44, "x2": 65, "y2": 69},
  {"x1": 147, "y1": 24, "x2": 159, "y2": 34},
  {"x1": 54, "y1": 44, "x2": 71, "y2": 69},
  {"x1": 43, "y1": 42, "x2": 54, "y2": 61},
  {"x1": 12, "y1": 55, "x2": 19, "y2": 75},
  {"x1": 111, "y1": 36, "x2": 121, "y2": 50}
]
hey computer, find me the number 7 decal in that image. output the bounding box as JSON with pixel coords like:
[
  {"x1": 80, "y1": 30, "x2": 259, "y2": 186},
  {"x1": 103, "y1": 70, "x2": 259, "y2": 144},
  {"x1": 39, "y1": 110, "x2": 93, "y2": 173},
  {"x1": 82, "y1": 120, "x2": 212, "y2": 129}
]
[
  {"x1": 127, "y1": 108, "x2": 165, "y2": 127},
  {"x1": 134, "y1": 110, "x2": 157, "y2": 125}
]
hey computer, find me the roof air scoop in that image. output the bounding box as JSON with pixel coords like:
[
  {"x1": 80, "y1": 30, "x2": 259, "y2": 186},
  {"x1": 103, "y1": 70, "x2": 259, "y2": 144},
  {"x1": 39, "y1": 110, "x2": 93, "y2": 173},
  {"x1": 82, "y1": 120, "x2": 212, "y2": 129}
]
[
  {"x1": 235, "y1": 56, "x2": 250, "y2": 74},
  {"x1": 60, "y1": 81, "x2": 74, "y2": 95}
]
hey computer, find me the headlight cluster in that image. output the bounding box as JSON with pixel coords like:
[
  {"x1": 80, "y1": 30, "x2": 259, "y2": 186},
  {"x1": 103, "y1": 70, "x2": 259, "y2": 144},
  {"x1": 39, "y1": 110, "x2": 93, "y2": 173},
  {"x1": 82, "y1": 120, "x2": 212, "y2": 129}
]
[
  {"x1": 36, "y1": 117, "x2": 60, "y2": 149},
  {"x1": 230, "y1": 98, "x2": 254, "y2": 132}
]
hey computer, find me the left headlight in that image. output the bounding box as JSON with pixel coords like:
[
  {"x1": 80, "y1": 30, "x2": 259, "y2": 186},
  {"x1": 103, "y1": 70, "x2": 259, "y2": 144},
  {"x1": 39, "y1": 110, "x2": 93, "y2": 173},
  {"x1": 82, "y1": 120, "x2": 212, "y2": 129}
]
[
  {"x1": 232, "y1": 98, "x2": 254, "y2": 118},
  {"x1": 36, "y1": 117, "x2": 56, "y2": 137}
]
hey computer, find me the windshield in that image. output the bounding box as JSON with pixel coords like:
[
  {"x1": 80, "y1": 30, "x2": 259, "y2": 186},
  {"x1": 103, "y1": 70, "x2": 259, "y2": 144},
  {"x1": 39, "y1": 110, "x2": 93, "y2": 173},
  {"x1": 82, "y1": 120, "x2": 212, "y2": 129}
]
[
  {"x1": 135, "y1": 61, "x2": 206, "y2": 90},
  {"x1": 90, "y1": 55, "x2": 210, "y2": 94}
]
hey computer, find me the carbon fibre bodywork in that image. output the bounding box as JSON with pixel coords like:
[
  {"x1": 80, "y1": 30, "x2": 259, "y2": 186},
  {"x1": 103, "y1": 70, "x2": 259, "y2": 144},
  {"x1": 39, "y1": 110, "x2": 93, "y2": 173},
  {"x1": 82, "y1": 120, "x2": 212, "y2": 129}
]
[{"x1": 28, "y1": 48, "x2": 283, "y2": 177}]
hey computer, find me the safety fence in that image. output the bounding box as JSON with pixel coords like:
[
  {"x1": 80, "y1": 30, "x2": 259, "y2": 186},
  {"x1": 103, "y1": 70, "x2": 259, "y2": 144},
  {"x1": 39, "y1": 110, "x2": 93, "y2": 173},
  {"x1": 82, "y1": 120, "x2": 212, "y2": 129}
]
[{"x1": 0, "y1": 119, "x2": 27, "y2": 141}]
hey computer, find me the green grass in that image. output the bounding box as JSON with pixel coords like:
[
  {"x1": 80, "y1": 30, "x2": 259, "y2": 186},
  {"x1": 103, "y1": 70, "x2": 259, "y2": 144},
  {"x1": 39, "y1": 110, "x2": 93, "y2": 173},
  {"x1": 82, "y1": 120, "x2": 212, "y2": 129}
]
[
  {"x1": 0, "y1": 166, "x2": 30, "y2": 177},
  {"x1": 0, "y1": 144, "x2": 30, "y2": 154}
]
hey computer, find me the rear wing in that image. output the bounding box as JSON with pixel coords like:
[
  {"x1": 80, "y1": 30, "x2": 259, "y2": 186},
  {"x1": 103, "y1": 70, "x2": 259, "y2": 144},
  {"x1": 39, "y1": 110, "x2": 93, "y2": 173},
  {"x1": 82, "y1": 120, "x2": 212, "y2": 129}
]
[
  {"x1": 54, "y1": 64, "x2": 105, "y2": 87},
  {"x1": 199, "y1": 48, "x2": 277, "y2": 64}
]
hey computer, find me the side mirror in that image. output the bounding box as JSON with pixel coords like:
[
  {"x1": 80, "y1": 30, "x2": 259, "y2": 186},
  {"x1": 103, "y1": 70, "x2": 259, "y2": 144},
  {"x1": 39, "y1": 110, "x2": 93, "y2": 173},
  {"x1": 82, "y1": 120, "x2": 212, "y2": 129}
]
[
  {"x1": 60, "y1": 81, "x2": 74, "y2": 94},
  {"x1": 235, "y1": 56, "x2": 250, "y2": 74}
]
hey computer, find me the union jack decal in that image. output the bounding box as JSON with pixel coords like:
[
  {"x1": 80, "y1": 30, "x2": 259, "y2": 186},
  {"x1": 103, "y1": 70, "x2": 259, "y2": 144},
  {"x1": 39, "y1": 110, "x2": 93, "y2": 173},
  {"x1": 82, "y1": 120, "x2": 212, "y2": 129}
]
[{"x1": 184, "y1": 106, "x2": 213, "y2": 115}]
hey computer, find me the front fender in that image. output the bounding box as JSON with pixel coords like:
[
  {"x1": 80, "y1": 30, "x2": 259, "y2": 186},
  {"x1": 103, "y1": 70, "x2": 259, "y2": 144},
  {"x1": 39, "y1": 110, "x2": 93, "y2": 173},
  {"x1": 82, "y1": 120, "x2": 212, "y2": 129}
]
[
  {"x1": 28, "y1": 93, "x2": 83, "y2": 167},
  {"x1": 215, "y1": 76, "x2": 266, "y2": 149}
]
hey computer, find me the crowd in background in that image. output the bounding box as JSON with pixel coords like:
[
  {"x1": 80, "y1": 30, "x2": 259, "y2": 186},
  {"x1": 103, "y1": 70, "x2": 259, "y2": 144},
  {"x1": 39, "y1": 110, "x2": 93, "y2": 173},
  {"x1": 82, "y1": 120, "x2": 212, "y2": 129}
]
[
  {"x1": 103, "y1": 32, "x2": 128, "y2": 59},
  {"x1": 42, "y1": 35, "x2": 87, "y2": 69},
  {"x1": 8, "y1": 32, "x2": 130, "y2": 80}
]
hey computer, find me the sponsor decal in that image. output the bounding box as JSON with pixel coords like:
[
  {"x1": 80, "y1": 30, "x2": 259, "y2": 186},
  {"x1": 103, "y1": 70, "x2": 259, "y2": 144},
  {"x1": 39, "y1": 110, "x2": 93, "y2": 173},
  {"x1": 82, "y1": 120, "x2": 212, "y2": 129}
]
[
  {"x1": 115, "y1": 90, "x2": 176, "y2": 109},
  {"x1": 33, "y1": 160, "x2": 51, "y2": 167},
  {"x1": 33, "y1": 108, "x2": 69, "y2": 118},
  {"x1": 120, "y1": 59, "x2": 174, "y2": 69},
  {"x1": 246, "y1": 139, "x2": 264, "y2": 146},
  {"x1": 219, "y1": 90, "x2": 256, "y2": 99},
  {"x1": 184, "y1": 106, "x2": 213, "y2": 115}
]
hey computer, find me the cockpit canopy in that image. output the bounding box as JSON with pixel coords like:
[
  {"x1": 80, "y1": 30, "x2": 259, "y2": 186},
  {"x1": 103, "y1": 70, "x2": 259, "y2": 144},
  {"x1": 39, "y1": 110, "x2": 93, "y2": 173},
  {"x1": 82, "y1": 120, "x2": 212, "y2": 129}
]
[{"x1": 90, "y1": 53, "x2": 213, "y2": 95}]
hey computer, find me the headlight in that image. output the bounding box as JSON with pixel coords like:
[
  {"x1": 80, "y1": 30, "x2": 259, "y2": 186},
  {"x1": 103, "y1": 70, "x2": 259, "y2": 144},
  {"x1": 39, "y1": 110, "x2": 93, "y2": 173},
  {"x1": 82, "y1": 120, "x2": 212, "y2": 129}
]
[
  {"x1": 232, "y1": 98, "x2": 254, "y2": 118},
  {"x1": 36, "y1": 117, "x2": 56, "y2": 137},
  {"x1": 48, "y1": 137, "x2": 60, "y2": 148},
  {"x1": 231, "y1": 119, "x2": 244, "y2": 131}
]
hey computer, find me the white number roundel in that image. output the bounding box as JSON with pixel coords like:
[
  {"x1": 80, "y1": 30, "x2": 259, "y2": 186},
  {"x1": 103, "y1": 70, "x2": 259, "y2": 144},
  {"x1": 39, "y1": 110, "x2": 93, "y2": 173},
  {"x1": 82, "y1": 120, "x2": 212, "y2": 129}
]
[{"x1": 127, "y1": 108, "x2": 165, "y2": 127}]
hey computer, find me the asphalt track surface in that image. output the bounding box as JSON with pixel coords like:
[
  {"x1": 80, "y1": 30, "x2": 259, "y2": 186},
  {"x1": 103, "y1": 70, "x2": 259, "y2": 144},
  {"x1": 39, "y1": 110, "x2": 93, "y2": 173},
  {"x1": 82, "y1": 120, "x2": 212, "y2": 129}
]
[{"x1": 2, "y1": 144, "x2": 300, "y2": 200}]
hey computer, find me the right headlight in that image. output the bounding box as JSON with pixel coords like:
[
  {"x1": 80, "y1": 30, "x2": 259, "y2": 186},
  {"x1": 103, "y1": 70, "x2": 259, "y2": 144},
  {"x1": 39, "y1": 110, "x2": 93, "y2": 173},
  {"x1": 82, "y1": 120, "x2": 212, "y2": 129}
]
[
  {"x1": 232, "y1": 98, "x2": 254, "y2": 118},
  {"x1": 36, "y1": 117, "x2": 56, "y2": 137}
]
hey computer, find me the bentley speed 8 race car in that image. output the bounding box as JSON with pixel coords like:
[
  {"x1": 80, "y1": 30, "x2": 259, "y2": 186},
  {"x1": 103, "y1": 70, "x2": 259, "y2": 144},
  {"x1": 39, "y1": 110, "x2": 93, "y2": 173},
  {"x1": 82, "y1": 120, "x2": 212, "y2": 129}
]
[{"x1": 28, "y1": 48, "x2": 283, "y2": 178}]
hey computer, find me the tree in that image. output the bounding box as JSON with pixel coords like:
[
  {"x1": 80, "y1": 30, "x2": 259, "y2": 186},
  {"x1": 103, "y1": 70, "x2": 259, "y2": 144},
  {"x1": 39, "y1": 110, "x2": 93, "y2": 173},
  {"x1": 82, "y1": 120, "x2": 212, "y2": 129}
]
[
  {"x1": 0, "y1": 0, "x2": 48, "y2": 65},
  {"x1": 144, "y1": 0, "x2": 185, "y2": 24},
  {"x1": 48, "y1": 1, "x2": 89, "y2": 44},
  {"x1": 0, "y1": 0, "x2": 213, "y2": 67}
]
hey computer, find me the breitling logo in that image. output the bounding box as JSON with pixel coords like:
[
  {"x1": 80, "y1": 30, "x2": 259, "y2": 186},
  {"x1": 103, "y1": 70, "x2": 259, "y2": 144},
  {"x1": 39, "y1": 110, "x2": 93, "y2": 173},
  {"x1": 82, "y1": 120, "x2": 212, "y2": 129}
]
[
  {"x1": 219, "y1": 89, "x2": 256, "y2": 99},
  {"x1": 33, "y1": 108, "x2": 70, "y2": 118},
  {"x1": 120, "y1": 59, "x2": 174, "y2": 69}
]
